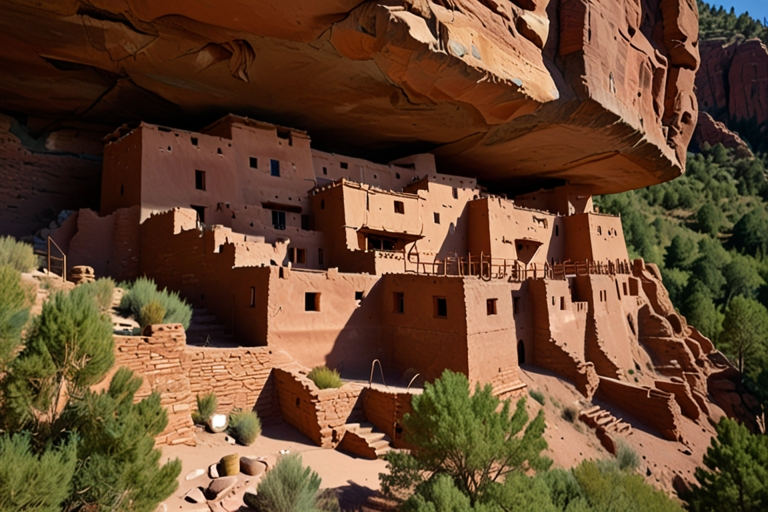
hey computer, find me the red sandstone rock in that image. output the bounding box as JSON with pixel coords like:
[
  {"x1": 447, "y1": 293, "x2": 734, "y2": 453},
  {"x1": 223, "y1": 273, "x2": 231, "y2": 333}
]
[
  {"x1": 694, "y1": 112, "x2": 753, "y2": 157},
  {"x1": 0, "y1": 0, "x2": 698, "y2": 197}
]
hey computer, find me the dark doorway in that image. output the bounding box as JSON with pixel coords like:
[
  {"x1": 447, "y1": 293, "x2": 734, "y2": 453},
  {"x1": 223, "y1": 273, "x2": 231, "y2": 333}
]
[{"x1": 517, "y1": 340, "x2": 525, "y2": 365}]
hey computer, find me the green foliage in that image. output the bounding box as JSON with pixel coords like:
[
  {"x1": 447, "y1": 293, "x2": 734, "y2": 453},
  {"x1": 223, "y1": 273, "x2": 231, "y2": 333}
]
[
  {"x1": 0, "y1": 236, "x2": 36, "y2": 273},
  {"x1": 732, "y1": 208, "x2": 768, "y2": 257},
  {"x1": 120, "y1": 277, "x2": 192, "y2": 329},
  {"x1": 698, "y1": 1, "x2": 768, "y2": 45},
  {"x1": 192, "y1": 392, "x2": 218, "y2": 425},
  {"x1": 561, "y1": 406, "x2": 577, "y2": 423},
  {"x1": 247, "y1": 453, "x2": 338, "y2": 512},
  {"x1": 380, "y1": 370, "x2": 550, "y2": 506},
  {"x1": 615, "y1": 441, "x2": 640, "y2": 472},
  {"x1": 2, "y1": 288, "x2": 114, "y2": 430},
  {"x1": 529, "y1": 389, "x2": 546, "y2": 405},
  {"x1": 718, "y1": 296, "x2": 768, "y2": 379},
  {"x1": 58, "y1": 367, "x2": 180, "y2": 511},
  {"x1": 403, "y1": 474, "x2": 497, "y2": 512},
  {"x1": 227, "y1": 408, "x2": 262, "y2": 446},
  {"x1": 307, "y1": 366, "x2": 342, "y2": 390},
  {"x1": 680, "y1": 281, "x2": 724, "y2": 341},
  {"x1": 685, "y1": 418, "x2": 768, "y2": 512},
  {"x1": 0, "y1": 265, "x2": 31, "y2": 366},
  {"x1": 696, "y1": 203, "x2": 724, "y2": 236},
  {"x1": 723, "y1": 253, "x2": 764, "y2": 302},
  {"x1": 665, "y1": 235, "x2": 697, "y2": 270},
  {"x1": 73, "y1": 278, "x2": 115, "y2": 312},
  {"x1": 0, "y1": 433, "x2": 77, "y2": 512},
  {"x1": 139, "y1": 300, "x2": 166, "y2": 330}
]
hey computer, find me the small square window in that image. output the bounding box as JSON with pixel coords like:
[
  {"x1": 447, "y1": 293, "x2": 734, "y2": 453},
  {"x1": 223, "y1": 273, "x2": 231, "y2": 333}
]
[
  {"x1": 195, "y1": 170, "x2": 206, "y2": 190},
  {"x1": 301, "y1": 215, "x2": 314, "y2": 231},
  {"x1": 434, "y1": 297, "x2": 447, "y2": 318},
  {"x1": 393, "y1": 292, "x2": 404, "y2": 314},
  {"x1": 513, "y1": 296, "x2": 520, "y2": 315},
  {"x1": 394, "y1": 201, "x2": 405, "y2": 214},
  {"x1": 340, "y1": 162, "x2": 348, "y2": 169},
  {"x1": 487, "y1": 298, "x2": 497, "y2": 316},
  {"x1": 249, "y1": 286, "x2": 256, "y2": 307},
  {"x1": 433, "y1": 212, "x2": 440, "y2": 224},
  {"x1": 250, "y1": 157, "x2": 258, "y2": 169},
  {"x1": 272, "y1": 210, "x2": 286, "y2": 230},
  {"x1": 270, "y1": 159, "x2": 280, "y2": 177},
  {"x1": 296, "y1": 248, "x2": 306, "y2": 264},
  {"x1": 305, "y1": 292, "x2": 320, "y2": 311},
  {"x1": 323, "y1": 166, "x2": 328, "y2": 175},
  {"x1": 191, "y1": 137, "x2": 198, "y2": 146},
  {"x1": 355, "y1": 291, "x2": 364, "y2": 301}
]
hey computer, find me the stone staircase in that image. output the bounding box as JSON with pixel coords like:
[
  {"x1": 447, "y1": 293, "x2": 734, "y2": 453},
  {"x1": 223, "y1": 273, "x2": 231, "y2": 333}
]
[
  {"x1": 491, "y1": 367, "x2": 527, "y2": 399},
  {"x1": 579, "y1": 405, "x2": 633, "y2": 436},
  {"x1": 186, "y1": 308, "x2": 234, "y2": 346},
  {"x1": 338, "y1": 422, "x2": 393, "y2": 460}
]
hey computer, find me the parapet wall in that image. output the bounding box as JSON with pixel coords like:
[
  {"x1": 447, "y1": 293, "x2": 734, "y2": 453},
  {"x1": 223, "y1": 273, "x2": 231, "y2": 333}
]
[{"x1": 112, "y1": 324, "x2": 291, "y2": 445}]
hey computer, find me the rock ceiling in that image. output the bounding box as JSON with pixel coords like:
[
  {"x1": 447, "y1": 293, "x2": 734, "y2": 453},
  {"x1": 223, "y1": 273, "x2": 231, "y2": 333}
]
[{"x1": 0, "y1": 0, "x2": 700, "y2": 195}]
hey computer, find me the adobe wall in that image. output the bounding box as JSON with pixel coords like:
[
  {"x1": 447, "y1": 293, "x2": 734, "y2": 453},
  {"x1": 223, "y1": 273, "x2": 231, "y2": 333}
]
[
  {"x1": 563, "y1": 213, "x2": 629, "y2": 263},
  {"x1": 273, "y1": 368, "x2": 365, "y2": 448},
  {"x1": 311, "y1": 149, "x2": 424, "y2": 192},
  {"x1": 0, "y1": 115, "x2": 101, "y2": 238},
  {"x1": 101, "y1": 127, "x2": 143, "y2": 216},
  {"x1": 112, "y1": 324, "x2": 291, "y2": 446},
  {"x1": 362, "y1": 388, "x2": 416, "y2": 450},
  {"x1": 382, "y1": 274, "x2": 469, "y2": 381},
  {"x1": 597, "y1": 377, "x2": 683, "y2": 442}
]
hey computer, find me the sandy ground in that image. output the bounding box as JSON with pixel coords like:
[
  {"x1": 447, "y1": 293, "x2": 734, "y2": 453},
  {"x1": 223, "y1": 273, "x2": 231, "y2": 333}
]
[{"x1": 160, "y1": 422, "x2": 388, "y2": 512}]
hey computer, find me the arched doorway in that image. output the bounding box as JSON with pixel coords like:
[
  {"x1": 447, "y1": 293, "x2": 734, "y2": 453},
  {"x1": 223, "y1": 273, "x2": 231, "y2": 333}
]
[{"x1": 517, "y1": 340, "x2": 526, "y2": 365}]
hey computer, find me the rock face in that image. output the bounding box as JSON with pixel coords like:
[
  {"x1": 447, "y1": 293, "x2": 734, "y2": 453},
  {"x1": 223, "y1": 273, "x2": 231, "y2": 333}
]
[
  {"x1": 693, "y1": 111, "x2": 753, "y2": 158},
  {"x1": 696, "y1": 37, "x2": 768, "y2": 149},
  {"x1": 0, "y1": 0, "x2": 698, "y2": 197}
]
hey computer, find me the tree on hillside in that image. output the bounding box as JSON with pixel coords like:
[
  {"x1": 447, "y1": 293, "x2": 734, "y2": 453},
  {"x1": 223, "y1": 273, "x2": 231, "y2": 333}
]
[
  {"x1": 380, "y1": 370, "x2": 550, "y2": 507},
  {"x1": 732, "y1": 209, "x2": 768, "y2": 257},
  {"x1": 723, "y1": 253, "x2": 764, "y2": 303},
  {"x1": 0, "y1": 265, "x2": 31, "y2": 366},
  {"x1": 681, "y1": 281, "x2": 724, "y2": 341},
  {"x1": 665, "y1": 235, "x2": 697, "y2": 270},
  {"x1": 718, "y1": 297, "x2": 768, "y2": 378},
  {"x1": 696, "y1": 203, "x2": 724, "y2": 236},
  {"x1": 685, "y1": 418, "x2": 768, "y2": 512},
  {"x1": 0, "y1": 285, "x2": 180, "y2": 511}
]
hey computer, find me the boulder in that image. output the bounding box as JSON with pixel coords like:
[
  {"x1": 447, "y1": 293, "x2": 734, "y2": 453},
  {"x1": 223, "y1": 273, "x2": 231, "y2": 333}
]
[
  {"x1": 183, "y1": 487, "x2": 206, "y2": 504},
  {"x1": 240, "y1": 456, "x2": 268, "y2": 477},
  {"x1": 185, "y1": 468, "x2": 206, "y2": 481},
  {"x1": 206, "y1": 476, "x2": 238, "y2": 501}
]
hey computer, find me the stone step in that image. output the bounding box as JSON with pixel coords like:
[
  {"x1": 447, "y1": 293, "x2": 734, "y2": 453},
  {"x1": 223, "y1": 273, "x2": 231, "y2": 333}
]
[{"x1": 580, "y1": 405, "x2": 601, "y2": 417}]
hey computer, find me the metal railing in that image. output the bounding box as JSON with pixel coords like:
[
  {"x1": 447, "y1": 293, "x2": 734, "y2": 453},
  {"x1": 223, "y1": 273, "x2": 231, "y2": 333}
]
[{"x1": 47, "y1": 236, "x2": 66, "y2": 281}]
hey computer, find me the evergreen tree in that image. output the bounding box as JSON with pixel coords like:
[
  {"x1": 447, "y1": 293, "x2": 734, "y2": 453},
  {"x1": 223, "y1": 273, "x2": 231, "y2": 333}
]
[
  {"x1": 681, "y1": 280, "x2": 724, "y2": 341},
  {"x1": 380, "y1": 370, "x2": 550, "y2": 506},
  {"x1": 0, "y1": 265, "x2": 31, "y2": 366},
  {"x1": 685, "y1": 418, "x2": 768, "y2": 512},
  {"x1": 665, "y1": 235, "x2": 697, "y2": 270},
  {"x1": 718, "y1": 297, "x2": 768, "y2": 378},
  {"x1": 696, "y1": 203, "x2": 724, "y2": 236},
  {"x1": 732, "y1": 209, "x2": 768, "y2": 257}
]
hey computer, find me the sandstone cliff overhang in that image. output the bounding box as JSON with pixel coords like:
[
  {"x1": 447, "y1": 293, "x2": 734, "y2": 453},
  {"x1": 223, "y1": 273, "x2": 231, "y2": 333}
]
[{"x1": 0, "y1": 0, "x2": 699, "y2": 195}]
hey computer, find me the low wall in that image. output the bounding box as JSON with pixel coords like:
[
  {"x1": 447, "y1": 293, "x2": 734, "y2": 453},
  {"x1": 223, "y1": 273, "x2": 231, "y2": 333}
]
[
  {"x1": 274, "y1": 368, "x2": 365, "y2": 448},
  {"x1": 363, "y1": 388, "x2": 416, "y2": 449},
  {"x1": 113, "y1": 324, "x2": 291, "y2": 445}
]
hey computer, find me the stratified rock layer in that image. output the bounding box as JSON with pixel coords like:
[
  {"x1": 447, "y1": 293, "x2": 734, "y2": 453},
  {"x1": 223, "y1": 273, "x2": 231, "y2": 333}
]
[{"x1": 0, "y1": 0, "x2": 699, "y2": 195}]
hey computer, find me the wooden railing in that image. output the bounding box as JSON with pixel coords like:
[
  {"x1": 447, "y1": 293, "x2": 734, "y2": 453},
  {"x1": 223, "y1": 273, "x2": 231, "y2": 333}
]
[
  {"x1": 403, "y1": 249, "x2": 631, "y2": 282},
  {"x1": 47, "y1": 236, "x2": 67, "y2": 281}
]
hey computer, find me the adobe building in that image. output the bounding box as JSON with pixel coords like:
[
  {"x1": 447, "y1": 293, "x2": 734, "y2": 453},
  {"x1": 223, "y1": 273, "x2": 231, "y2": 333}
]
[{"x1": 52, "y1": 114, "x2": 733, "y2": 448}]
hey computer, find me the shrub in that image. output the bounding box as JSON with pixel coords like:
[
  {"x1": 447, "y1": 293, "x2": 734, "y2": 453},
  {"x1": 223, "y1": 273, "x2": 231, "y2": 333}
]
[
  {"x1": 192, "y1": 393, "x2": 218, "y2": 425},
  {"x1": 615, "y1": 441, "x2": 640, "y2": 472},
  {"x1": 0, "y1": 265, "x2": 31, "y2": 366},
  {"x1": 227, "y1": 409, "x2": 261, "y2": 446},
  {"x1": 529, "y1": 389, "x2": 546, "y2": 405},
  {"x1": 0, "y1": 236, "x2": 36, "y2": 273},
  {"x1": 307, "y1": 366, "x2": 342, "y2": 390},
  {"x1": 139, "y1": 300, "x2": 166, "y2": 330},
  {"x1": 0, "y1": 433, "x2": 77, "y2": 512},
  {"x1": 120, "y1": 277, "x2": 192, "y2": 329},
  {"x1": 561, "y1": 406, "x2": 578, "y2": 423},
  {"x1": 73, "y1": 278, "x2": 115, "y2": 312},
  {"x1": 246, "y1": 453, "x2": 338, "y2": 512}
]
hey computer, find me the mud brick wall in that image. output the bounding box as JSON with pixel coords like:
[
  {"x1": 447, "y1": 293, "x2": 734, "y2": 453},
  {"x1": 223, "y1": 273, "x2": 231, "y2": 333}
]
[
  {"x1": 113, "y1": 324, "x2": 291, "y2": 445},
  {"x1": 363, "y1": 388, "x2": 415, "y2": 449},
  {"x1": 113, "y1": 324, "x2": 196, "y2": 446},
  {"x1": 274, "y1": 368, "x2": 365, "y2": 448}
]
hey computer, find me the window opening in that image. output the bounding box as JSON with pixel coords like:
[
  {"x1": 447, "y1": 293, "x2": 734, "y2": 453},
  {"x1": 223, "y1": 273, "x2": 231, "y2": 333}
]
[
  {"x1": 191, "y1": 205, "x2": 205, "y2": 224},
  {"x1": 560, "y1": 297, "x2": 566, "y2": 310},
  {"x1": 394, "y1": 201, "x2": 405, "y2": 214},
  {"x1": 518, "y1": 340, "x2": 526, "y2": 364},
  {"x1": 434, "y1": 297, "x2": 448, "y2": 318},
  {"x1": 323, "y1": 167, "x2": 328, "y2": 175},
  {"x1": 434, "y1": 212, "x2": 440, "y2": 224},
  {"x1": 301, "y1": 215, "x2": 314, "y2": 231},
  {"x1": 249, "y1": 157, "x2": 258, "y2": 169},
  {"x1": 355, "y1": 291, "x2": 364, "y2": 301},
  {"x1": 367, "y1": 235, "x2": 396, "y2": 251},
  {"x1": 487, "y1": 298, "x2": 498, "y2": 316},
  {"x1": 120, "y1": 185, "x2": 124, "y2": 196},
  {"x1": 296, "y1": 248, "x2": 306, "y2": 264},
  {"x1": 191, "y1": 137, "x2": 198, "y2": 146},
  {"x1": 393, "y1": 292, "x2": 404, "y2": 314},
  {"x1": 305, "y1": 292, "x2": 320, "y2": 312},
  {"x1": 452, "y1": 187, "x2": 458, "y2": 199},
  {"x1": 270, "y1": 159, "x2": 280, "y2": 177},
  {"x1": 318, "y1": 248, "x2": 324, "y2": 266},
  {"x1": 249, "y1": 287, "x2": 256, "y2": 307},
  {"x1": 340, "y1": 162, "x2": 348, "y2": 169},
  {"x1": 195, "y1": 170, "x2": 206, "y2": 190},
  {"x1": 320, "y1": 199, "x2": 325, "y2": 210},
  {"x1": 513, "y1": 296, "x2": 520, "y2": 314},
  {"x1": 272, "y1": 210, "x2": 286, "y2": 230}
]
